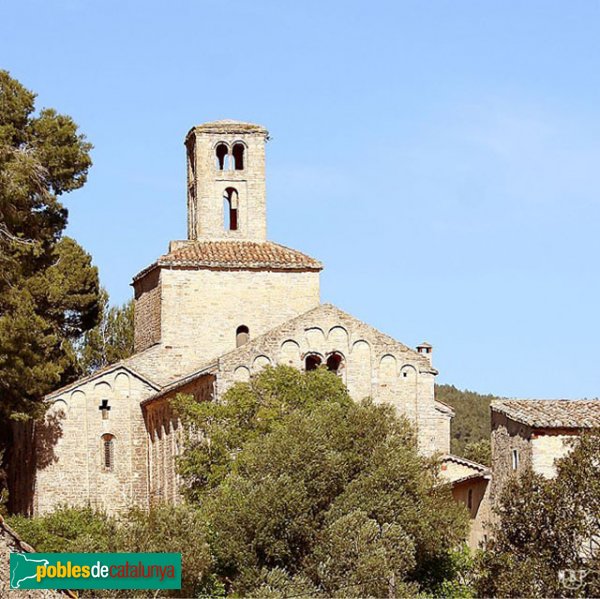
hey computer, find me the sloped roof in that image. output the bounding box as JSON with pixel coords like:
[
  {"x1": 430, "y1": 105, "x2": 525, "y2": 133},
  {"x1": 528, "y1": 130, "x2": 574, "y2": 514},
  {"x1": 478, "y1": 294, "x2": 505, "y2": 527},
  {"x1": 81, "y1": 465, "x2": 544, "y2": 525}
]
[
  {"x1": 140, "y1": 361, "x2": 218, "y2": 406},
  {"x1": 187, "y1": 120, "x2": 268, "y2": 135},
  {"x1": 47, "y1": 302, "x2": 434, "y2": 407},
  {"x1": 435, "y1": 399, "x2": 455, "y2": 416},
  {"x1": 136, "y1": 302, "x2": 437, "y2": 406},
  {"x1": 45, "y1": 360, "x2": 160, "y2": 401},
  {"x1": 217, "y1": 302, "x2": 436, "y2": 373},
  {"x1": 440, "y1": 454, "x2": 491, "y2": 485},
  {"x1": 442, "y1": 454, "x2": 490, "y2": 473},
  {"x1": 492, "y1": 399, "x2": 600, "y2": 428},
  {"x1": 133, "y1": 241, "x2": 322, "y2": 282}
]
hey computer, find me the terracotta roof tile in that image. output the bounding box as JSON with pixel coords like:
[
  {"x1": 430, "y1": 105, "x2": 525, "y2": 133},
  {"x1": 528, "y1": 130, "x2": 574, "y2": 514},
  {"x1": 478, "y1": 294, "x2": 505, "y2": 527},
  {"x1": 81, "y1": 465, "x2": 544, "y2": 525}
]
[
  {"x1": 133, "y1": 241, "x2": 322, "y2": 280},
  {"x1": 492, "y1": 399, "x2": 600, "y2": 428}
]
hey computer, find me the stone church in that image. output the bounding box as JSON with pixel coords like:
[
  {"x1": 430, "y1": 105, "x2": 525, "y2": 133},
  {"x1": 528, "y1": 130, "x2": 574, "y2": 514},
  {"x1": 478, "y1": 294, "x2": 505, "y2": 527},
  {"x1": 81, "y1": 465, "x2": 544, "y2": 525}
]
[{"x1": 33, "y1": 120, "x2": 456, "y2": 515}]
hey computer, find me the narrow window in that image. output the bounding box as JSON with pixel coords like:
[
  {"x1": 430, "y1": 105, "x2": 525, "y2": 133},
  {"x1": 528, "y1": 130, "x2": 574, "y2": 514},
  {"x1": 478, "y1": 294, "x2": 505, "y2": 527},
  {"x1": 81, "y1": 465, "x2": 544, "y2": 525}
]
[
  {"x1": 512, "y1": 448, "x2": 520, "y2": 471},
  {"x1": 305, "y1": 354, "x2": 322, "y2": 371},
  {"x1": 102, "y1": 434, "x2": 115, "y2": 471},
  {"x1": 326, "y1": 352, "x2": 344, "y2": 374},
  {"x1": 215, "y1": 143, "x2": 228, "y2": 170},
  {"x1": 236, "y1": 325, "x2": 249, "y2": 347},
  {"x1": 232, "y1": 143, "x2": 245, "y2": 170},
  {"x1": 467, "y1": 488, "x2": 473, "y2": 510},
  {"x1": 223, "y1": 187, "x2": 239, "y2": 231}
]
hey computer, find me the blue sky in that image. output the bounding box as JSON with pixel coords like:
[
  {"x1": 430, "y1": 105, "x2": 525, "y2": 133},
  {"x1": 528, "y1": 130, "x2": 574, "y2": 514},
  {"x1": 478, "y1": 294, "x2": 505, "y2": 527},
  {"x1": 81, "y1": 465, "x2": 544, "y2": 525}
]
[{"x1": 2, "y1": 1, "x2": 599, "y2": 398}]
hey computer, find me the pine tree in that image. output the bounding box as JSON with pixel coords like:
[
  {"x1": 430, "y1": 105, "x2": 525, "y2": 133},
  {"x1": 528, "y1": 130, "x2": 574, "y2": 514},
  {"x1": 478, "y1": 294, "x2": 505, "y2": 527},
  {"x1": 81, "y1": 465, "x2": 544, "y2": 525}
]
[{"x1": 0, "y1": 70, "x2": 100, "y2": 510}]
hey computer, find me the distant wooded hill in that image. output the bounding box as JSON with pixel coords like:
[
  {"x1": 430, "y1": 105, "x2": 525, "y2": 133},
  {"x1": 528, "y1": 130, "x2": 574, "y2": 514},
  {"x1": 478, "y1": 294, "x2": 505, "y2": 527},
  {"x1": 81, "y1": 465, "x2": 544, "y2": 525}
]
[{"x1": 435, "y1": 384, "x2": 504, "y2": 465}]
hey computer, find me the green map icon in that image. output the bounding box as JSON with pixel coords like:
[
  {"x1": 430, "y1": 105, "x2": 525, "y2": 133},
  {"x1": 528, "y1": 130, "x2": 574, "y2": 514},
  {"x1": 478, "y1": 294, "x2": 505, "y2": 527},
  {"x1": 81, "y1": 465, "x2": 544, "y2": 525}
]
[{"x1": 10, "y1": 553, "x2": 49, "y2": 589}]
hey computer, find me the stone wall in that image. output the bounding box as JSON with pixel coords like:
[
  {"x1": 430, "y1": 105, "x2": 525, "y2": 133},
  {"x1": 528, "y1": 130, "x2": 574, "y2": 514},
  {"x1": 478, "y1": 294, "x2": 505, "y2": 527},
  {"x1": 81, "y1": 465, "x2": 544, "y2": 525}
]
[
  {"x1": 531, "y1": 429, "x2": 578, "y2": 478},
  {"x1": 144, "y1": 374, "x2": 215, "y2": 506},
  {"x1": 186, "y1": 124, "x2": 268, "y2": 242},
  {"x1": 451, "y1": 478, "x2": 491, "y2": 549},
  {"x1": 490, "y1": 412, "x2": 533, "y2": 501},
  {"x1": 215, "y1": 304, "x2": 448, "y2": 455},
  {"x1": 34, "y1": 368, "x2": 155, "y2": 515},
  {"x1": 157, "y1": 267, "x2": 320, "y2": 372},
  {"x1": 133, "y1": 268, "x2": 161, "y2": 352},
  {"x1": 432, "y1": 407, "x2": 451, "y2": 454}
]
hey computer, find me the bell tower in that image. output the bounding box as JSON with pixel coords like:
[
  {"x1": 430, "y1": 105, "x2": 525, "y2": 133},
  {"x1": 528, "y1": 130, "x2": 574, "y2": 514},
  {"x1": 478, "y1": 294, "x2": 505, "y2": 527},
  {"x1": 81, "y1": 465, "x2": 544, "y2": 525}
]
[
  {"x1": 185, "y1": 120, "x2": 269, "y2": 241},
  {"x1": 132, "y1": 119, "x2": 321, "y2": 373}
]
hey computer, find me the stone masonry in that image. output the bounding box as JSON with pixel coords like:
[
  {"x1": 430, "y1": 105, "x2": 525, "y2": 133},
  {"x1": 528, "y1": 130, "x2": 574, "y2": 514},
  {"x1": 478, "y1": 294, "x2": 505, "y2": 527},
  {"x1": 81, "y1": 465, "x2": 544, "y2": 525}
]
[
  {"x1": 490, "y1": 399, "x2": 600, "y2": 500},
  {"x1": 32, "y1": 120, "x2": 457, "y2": 516}
]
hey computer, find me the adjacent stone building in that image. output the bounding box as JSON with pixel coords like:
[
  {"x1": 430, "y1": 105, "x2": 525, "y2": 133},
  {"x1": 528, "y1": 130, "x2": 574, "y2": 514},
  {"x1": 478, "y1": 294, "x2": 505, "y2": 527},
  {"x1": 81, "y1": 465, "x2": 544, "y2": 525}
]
[
  {"x1": 490, "y1": 399, "x2": 600, "y2": 499},
  {"x1": 30, "y1": 120, "x2": 456, "y2": 516},
  {"x1": 440, "y1": 454, "x2": 491, "y2": 549}
]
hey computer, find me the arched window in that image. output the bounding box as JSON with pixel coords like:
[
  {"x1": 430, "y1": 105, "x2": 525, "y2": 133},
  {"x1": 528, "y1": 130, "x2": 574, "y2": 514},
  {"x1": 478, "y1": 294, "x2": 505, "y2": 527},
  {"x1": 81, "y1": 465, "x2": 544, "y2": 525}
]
[
  {"x1": 102, "y1": 434, "x2": 115, "y2": 471},
  {"x1": 326, "y1": 352, "x2": 344, "y2": 374},
  {"x1": 305, "y1": 354, "x2": 322, "y2": 371},
  {"x1": 232, "y1": 143, "x2": 245, "y2": 170},
  {"x1": 223, "y1": 187, "x2": 239, "y2": 231},
  {"x1": 215, "y1": 143, "x2": 228, "y2": 170},
  {"x1": 236, "y1": 325, "x2": 249, "y2": 347}
]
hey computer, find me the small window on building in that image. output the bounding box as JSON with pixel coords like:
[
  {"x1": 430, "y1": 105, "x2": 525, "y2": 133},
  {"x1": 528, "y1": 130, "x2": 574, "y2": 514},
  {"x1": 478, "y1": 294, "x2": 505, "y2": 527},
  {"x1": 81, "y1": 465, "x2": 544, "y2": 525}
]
[
  {"x1": 232, "y1": 143, "x2": 245, "y2": 170},
  {"x1": 223, "y1": 187, "x2": 239, "y2": 231},
  {"x1": 512, "y1": 448, "x2": 520, "y2": 471},
  {"x1": 326, "y1": 352, "x2": 344, "y2": 374},
  {"x1": 467, "y1": 488, "x2": 473, "y2": 510},
  {"x1": 236, "y1": 325, "x2": 249, "y2": 347},
  {"x1": 216, "y1": 143, "x2": 228, "y2": 170},
  {"x1": 102, "y1": 434, "x2": 115, "y2": 471},
  {"x1": 305, "y1": 354, "x2": 322, "y2": 371}
]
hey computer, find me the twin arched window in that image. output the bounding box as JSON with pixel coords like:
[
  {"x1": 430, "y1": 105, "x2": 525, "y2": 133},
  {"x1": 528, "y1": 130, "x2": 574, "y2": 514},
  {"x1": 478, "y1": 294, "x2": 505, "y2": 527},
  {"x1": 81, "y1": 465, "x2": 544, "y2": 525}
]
[
  {"x1": 305, "y1": 352, "x2": 344, "y2": 374},
  {"x1": 215, "y1": 142, "x2": 245, "y2": 171}
]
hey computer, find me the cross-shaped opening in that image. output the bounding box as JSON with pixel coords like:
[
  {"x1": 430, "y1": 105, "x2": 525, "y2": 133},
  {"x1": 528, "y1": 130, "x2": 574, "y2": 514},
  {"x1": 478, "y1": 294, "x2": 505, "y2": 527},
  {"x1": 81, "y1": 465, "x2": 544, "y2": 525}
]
[{"x1": 99, "y1": 399, "x2": 111, "y2": 420}]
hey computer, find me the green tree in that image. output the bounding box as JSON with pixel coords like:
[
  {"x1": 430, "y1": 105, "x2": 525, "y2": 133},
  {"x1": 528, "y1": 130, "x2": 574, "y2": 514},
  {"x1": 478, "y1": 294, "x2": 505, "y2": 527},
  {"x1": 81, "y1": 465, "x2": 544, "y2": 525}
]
[
  {"x1": 176, "y1": 366, "x2": 469, "y2": 597},
  {"x1": 8, "y1": 504, "x2": 218, "y2": 598},
  {"x1": 462, "y1": 439, "x2": 491, "y2": 466},
  {"x1": 77, "y1": 288, "x2": 135, "y2": 375},
  {"x1": 436, "y1": 384, "x2": 500, "y2": 463},
  {"x1": 477, "y1": 433, "x2": 600, "y2": 598},
  {"x1": 0, "y1": 70, "x2": 99, "y2": 511}
]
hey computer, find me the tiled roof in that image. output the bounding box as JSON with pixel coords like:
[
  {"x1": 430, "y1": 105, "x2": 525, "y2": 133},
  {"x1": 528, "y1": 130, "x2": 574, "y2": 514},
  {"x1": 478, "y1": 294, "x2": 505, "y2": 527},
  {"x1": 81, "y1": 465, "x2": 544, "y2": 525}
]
[
  {"x1": 439, "y1": 454, "x2": 491, "y2": 485},
  {"x1": 492, "y1": 399, "x2": 600, "y2": 428},
  {"x1": 442, "y1": 454, "x2": 490, "y2": 473},
  {"x1": 435, "y1": 399, "x2": 455, "y2": 416},
  {"x1": 133, "y1": 241, "x2": 322, "y2": 281},
  {"x1": 189, "y1": 120, "x2": 268, "y2": 135}
]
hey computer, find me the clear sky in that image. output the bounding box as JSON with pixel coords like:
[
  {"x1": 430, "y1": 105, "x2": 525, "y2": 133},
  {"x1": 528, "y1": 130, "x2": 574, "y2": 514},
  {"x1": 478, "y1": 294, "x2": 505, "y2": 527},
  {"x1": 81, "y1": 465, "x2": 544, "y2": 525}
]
[{"x1": 2, "y1": 1, "x2": 599, "y2": 399}]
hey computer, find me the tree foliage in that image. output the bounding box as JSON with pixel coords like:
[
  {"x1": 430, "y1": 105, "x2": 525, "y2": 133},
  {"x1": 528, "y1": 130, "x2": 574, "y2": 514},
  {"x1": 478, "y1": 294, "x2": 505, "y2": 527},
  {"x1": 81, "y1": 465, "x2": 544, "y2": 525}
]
[
  {"x1": 8, "y1": 504, "x2": 218, "y2": 598},
  {"x1": 477, "y1": 432, "x2": 600, "y2": 597},
  {"x1": 175, "y1": 366, "x2": 469, "y2": 597},
  {"x1": 0, "y1": 70, "x2": 98, "y2": 416},
  {"x1": 76, "y1": 288, "x2": 135, "y2": 375},
  {"x1": 436, "y1": 384, "x2": 500, "y2": 464},
  {"x1": 0, "y1": 70, "x2": 99, "y2": 505}
]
